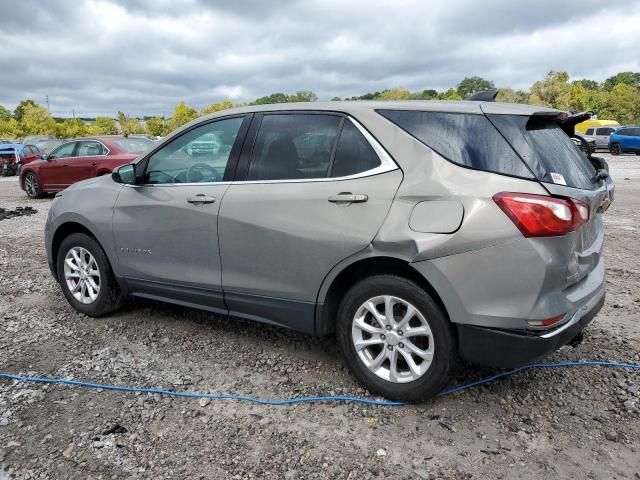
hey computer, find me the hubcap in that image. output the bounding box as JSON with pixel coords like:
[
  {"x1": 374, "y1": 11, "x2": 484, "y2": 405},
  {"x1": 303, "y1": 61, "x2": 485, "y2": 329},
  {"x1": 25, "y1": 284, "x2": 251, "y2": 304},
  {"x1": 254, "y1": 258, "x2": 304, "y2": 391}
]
[
  {"x1": 351, "y1": 295, "x2": 434, "y2": 384},
  {"x1": 63, "y1": 247, "x2": 101, "y2": 304}
]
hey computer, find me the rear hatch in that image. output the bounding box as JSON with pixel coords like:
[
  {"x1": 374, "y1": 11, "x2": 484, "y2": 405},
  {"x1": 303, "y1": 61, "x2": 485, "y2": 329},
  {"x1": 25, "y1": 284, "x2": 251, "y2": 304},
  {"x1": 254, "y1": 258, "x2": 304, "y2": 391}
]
[
  {"x1": 0, "y1": 148, "x2": 19, "y2": 175},
  {"x1": 484, "y1": 109, "x2": 611, "y2": 286}
]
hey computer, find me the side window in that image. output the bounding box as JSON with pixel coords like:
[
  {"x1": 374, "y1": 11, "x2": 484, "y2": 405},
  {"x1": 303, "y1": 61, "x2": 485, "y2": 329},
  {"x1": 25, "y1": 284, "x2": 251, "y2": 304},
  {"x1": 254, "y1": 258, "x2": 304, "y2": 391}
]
[
  {"x1": 23, "y1": 146, "x2": 32, "y2": 155},
  {"x1": 77, "y1": 141, "x2": 106, "y2": 157},
  {"x1": 330, "y1": 121, "x2": 381, "y2": 177},
  {"x1": 49, "y1": 142, "x2": 77, "y2": 159},
  {"x1": 618, "y1": 129, "x2": 631, "y2": 136},
  {"x1": 247, "y1": 114, "x2": 341, "y2": 181},
  {"x1": 585, "y1": 128, "x2": 594, "y2": 135},
  {"x1": 144, "y1": 116, "x2": 244, "y2": 184}
]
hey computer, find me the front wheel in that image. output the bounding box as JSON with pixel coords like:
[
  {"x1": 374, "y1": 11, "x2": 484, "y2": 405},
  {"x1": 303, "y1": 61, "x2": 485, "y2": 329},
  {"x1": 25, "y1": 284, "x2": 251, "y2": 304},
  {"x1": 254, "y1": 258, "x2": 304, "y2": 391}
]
[
  {"x1": 336, "y1": 275, "x2": 457, "y2": 401},
  {"x1": 56, "y1": 233, "x2": 124, "y2": 316},
  {"x1": 23, "y1": 172, "x2": 44, "y2": 198},
  {"x1": 610, "y1": 143, "x2": 621, "y2": 155}
]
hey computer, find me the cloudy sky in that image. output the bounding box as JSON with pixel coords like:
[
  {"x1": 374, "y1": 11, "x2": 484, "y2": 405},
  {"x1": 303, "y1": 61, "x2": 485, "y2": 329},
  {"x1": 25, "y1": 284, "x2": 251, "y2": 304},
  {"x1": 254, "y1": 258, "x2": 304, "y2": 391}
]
[{"x1": 1, "y1": 0, "x2": 639, "y2": 117}]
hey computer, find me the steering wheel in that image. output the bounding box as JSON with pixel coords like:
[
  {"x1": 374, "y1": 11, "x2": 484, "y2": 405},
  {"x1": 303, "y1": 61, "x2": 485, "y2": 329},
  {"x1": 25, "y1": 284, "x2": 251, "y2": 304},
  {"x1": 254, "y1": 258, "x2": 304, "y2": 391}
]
[{"x1": 187, "y1": 163, "x2": 221, "y2": 183}]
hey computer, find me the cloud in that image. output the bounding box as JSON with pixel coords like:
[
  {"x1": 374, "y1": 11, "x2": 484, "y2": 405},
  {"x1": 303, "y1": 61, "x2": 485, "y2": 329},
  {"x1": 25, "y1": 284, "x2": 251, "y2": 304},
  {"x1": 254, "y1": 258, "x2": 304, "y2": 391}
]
[{"x1": 0, "y1": 0, "x2": 638, "y2": 116}]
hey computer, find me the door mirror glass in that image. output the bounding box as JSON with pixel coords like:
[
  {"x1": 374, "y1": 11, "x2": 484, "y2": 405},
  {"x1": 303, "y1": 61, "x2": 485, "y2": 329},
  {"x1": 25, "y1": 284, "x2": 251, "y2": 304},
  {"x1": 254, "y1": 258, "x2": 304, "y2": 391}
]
[{"x1": 113, "y1": 164, "x2": 136, "y2": 184}]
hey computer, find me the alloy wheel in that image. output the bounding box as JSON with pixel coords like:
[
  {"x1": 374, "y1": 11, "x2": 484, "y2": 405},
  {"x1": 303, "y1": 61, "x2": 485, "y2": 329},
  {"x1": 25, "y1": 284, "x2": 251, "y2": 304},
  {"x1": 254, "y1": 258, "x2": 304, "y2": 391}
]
[
  {"x1": 24, "y1": 173, "x2": 38, "y2": 197},
  {"x1": 351, "y1": 295, "x2": 434, "y2": 383},
  {"x1": 63, "y1": 247, "x2": 101, "y2": 304}
]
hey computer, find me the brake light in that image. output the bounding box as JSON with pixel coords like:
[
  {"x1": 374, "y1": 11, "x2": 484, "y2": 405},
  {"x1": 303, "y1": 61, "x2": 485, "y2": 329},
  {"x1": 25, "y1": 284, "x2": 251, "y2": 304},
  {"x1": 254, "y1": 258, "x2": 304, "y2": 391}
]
[
  {"x1": 493, "y1": 192, "x2": 589, "y2": 237},
  {"x1": 527, "y1": 314, "x2": 566, "y2": 328}
]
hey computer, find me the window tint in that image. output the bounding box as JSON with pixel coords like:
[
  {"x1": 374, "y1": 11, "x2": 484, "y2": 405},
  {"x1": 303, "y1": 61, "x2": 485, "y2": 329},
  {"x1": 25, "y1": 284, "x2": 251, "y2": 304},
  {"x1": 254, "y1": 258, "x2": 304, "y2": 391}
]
[
  {"x1": 618, "y1": 128, "x2": 632, "y2": 136},
  {"x1": 248, "y1": 114, "x2": 341, "y2": 181},
  {"x1": 330, "y1": 121, "x2": 381, "y2": 177},
  {"x1": 596, "y1": 127, "x2": 614, "y2": 135},
  {"x1": 585, "y1": 128, "x2": 594, "y2": 135},
  {"x1": 77, "y1": 141, "x2": 105, "y2": 157},
  {"x1": 378, "y1": 110, "x2": 532, "y2": 178},
  {"x1": 144, "y1": 117, "x2": 244, "y2": 184},
  {"x1": 488, "y1": 115, "x2": 596, "y2": 190},
  {"x1": 49, "y1": 142, "x2": 76, "y2": 159}
]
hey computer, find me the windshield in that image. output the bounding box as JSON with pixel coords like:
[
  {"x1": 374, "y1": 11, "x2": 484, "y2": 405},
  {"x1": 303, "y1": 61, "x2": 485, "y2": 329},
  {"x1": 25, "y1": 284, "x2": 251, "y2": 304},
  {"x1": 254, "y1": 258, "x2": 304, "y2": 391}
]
[
  {"x1": 113, "y1": 137, "x2": 154, "y2": 153},
  {"x1": 487, "y1": 114, "x2": 597, "y2": 190}
]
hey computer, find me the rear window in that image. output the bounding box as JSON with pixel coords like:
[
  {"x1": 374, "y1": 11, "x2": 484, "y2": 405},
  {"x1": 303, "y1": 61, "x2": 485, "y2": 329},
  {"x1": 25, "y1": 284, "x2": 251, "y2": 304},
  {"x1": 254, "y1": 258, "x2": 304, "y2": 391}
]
[
  {"x1": 113, "y1": 137, "x2": 154, "y2": 153},
  {"x1": 377, "y1": 110, "x2": 533, "y2": 179},
  {"x1": 488, "y1": 115, "x2": 596, "y2": 190},
  {"x1": 596, "y1": 127, "x2": 614, "y2": 135}
]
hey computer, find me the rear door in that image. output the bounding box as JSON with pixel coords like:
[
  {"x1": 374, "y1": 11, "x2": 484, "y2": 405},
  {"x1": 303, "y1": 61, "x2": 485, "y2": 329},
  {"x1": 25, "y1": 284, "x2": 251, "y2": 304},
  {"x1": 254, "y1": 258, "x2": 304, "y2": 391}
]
[
  {"x1": 218, "y1": 112, "x2": 402, "y2": 333},
  {"x1": 63, "y1": 140, "x2": 105, "y2": 184},
  {"x1": 594, "y1": 127, "x2": 614, "y2": 149}
]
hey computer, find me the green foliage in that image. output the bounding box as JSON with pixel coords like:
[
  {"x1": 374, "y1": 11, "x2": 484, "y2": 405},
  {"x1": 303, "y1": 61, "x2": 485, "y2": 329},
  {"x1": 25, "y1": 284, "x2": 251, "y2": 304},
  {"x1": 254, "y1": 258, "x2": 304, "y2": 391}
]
[
  {"x1": 410, "y1": 89, "x2": 438, "y2": 100},
  {"x1": 56, "y1": 118, "x2": 90, "y2": 139},
  {"x1": 438, "y1": 88, "x2": 463, "y2": 100},
  {"x1": 529, "y1": 71, "x2": 571, "y2": 109},
  {"x1": 573, "y1": 79, "x2": 600, "y2": 90},
  {"x1": 169, "y1": 102, "x2": 198, "y2": 130},
  {"x1": 0, "y1": 118, "x2": 22, "y2": 138},
  {"x1": 254, "y1": 93, "x2": 289, "y2": 105},
  {"x1": 331, "y1": 96, "x2": 342, "y2": 101},
  {"x1": 13, "y1": 99, "x2": 37, "y2": 122},
  {"x1": 145, "y1": 117, "x2": 169, "y2": 137},
  {"x1": 201, "y1": 100, "x2": 235, "y2": 115},
  {"x1": 495, "y1": 88, "x2": 529, "y2": 104},
  {"x1": 0, "y1": 105, "x2": 11, "y2": 121},
  {"x1": 376, "y1": 88, "x2": 412, "y2": 100},
  {"x1": 602, "y1": 84, "x2": 640, "y2": 124},
  {"x1": 602, "y1": 72, "x2": 640, "y2": 92},
  {"x1": 456, "y1": 76, "x2": 495, "y2": 98},
  {"x1": 92, "y1": 117, "x2": 118, "y2": 135},
  {"x1": 288, "y1": 90, "x2": 318, "y2": 102},
  {"x1": 20, "y1": 103, "x2": 57, "y2": 135}
]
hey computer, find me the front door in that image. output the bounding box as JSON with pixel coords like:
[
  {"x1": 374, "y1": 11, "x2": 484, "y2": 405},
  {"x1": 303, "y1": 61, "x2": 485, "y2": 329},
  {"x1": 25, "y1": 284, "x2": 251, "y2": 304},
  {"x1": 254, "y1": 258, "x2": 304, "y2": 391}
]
[
  {"x1": 112, "y1": 115, "x2": 249, "y2": 312},
  {"x1": 218, "y1": 113, "x2": 402, "y2": 332},
  {"x1": 44, "y1": 141, "x2": 78, "y2": 189}
]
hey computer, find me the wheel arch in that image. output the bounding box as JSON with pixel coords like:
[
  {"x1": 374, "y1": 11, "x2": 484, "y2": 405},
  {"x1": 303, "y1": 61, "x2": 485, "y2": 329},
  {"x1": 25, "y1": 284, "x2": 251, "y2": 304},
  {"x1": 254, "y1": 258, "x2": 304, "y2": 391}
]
[
  {"x1": 315, "y1": 255, "x2": 450, "y2": 336},
  {"x1": 51, "y1": 222, "x2": 100, "y2": 279}
]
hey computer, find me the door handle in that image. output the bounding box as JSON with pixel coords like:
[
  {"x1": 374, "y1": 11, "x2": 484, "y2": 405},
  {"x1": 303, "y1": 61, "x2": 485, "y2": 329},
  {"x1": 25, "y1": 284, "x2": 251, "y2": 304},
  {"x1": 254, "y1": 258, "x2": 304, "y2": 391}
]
[
  {"x1": 328, "y1": 193, "x2": 368, "y2": 203},
  {"x1": 187, "y1": 195, "x2": 216, "y2": 204}
]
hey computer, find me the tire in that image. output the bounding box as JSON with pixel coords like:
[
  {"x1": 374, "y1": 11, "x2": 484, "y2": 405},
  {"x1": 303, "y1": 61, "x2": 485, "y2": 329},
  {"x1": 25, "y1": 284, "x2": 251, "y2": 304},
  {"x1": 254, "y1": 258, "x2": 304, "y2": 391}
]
[
  {"x1": 610, "y1": 143, "x2": 621, "y2": 156},
  {"x1": 23, "y1": 172, "x2": 44, "y2": 198},
  {"x1": 56, "y1": 233, "x2": 124, "y2": 317},
  {"x1": 336, "y1": 275, "x2": 457, "y2": 402}
]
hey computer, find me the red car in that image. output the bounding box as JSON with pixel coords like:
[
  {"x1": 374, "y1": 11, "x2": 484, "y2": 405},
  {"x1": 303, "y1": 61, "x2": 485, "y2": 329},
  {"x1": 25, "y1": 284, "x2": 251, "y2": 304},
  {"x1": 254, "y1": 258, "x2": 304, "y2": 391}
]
[{"x1": 19, "y1": 136, "x2": 154, "y2": 198}]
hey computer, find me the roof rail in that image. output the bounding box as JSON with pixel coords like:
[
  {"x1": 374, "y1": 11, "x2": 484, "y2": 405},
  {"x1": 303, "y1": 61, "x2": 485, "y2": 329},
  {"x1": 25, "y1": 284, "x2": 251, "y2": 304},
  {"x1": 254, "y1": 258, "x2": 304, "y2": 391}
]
[{"x1": 466, "y1": 89, "x2": 498, "y2": 102}]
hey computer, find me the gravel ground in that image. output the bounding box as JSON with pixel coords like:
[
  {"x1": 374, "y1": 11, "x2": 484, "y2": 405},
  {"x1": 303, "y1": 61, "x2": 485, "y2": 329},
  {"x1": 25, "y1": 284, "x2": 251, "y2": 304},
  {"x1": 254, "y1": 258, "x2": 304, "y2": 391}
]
[{"x1": 1, "y1": 153, "x2": 639, "y2": 479}]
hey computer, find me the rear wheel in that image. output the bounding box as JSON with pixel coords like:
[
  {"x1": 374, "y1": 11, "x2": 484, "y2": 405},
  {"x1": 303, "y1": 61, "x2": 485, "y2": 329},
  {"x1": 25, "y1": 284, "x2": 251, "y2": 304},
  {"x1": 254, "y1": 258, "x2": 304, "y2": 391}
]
[
  {"x1": 56, "y1": 233, "x2": 124, "y2": 316},
  {"x1": 23, "y1": 172, "x2": 44, "y2": 198},
  {"x1": 336, "y1": 275, "x2": 456, "y2": 401},
  {"x1": 610, "y1": 143, "x2": 621, "y2": 155}
]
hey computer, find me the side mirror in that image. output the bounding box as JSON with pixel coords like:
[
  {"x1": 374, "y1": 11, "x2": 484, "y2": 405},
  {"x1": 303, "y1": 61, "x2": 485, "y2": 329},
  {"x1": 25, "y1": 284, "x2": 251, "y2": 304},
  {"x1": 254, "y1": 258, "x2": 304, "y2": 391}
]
[
  {"x1": 41, "y1": 154, "x2": 49, "y2": 161},
  {"x1": 112, "y1": 164, "x2": 136, "y2": 184}
]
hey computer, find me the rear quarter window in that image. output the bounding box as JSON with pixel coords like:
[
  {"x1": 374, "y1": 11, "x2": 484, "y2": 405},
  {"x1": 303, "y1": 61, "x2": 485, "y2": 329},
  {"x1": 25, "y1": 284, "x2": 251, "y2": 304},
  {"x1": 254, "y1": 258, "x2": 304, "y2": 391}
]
[{"x1": 377, "y1": 110, "x2": 533, "y2": 179}]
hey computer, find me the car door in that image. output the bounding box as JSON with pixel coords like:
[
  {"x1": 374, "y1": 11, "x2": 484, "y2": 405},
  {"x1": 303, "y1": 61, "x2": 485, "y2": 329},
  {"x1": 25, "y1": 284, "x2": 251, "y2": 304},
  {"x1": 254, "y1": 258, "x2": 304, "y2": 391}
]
[
  {"x1": 112, "y1": 115, "x2": 250, "y2": 313},
  {"x1": 218, "y1": 112, "x2": 402, "y2": 333},
  {"x1": 594, "y1": 127, "x2": 612, "y2": 149},
  {"x1": 65, "y1": 140, "x2": 105, "y2": 184},
  {"x1": 43, "y1": 141, "x2": 78, "y2": 188},
  {"x1": 630, "y1": 128, "x2": 640, "y2": 151}
]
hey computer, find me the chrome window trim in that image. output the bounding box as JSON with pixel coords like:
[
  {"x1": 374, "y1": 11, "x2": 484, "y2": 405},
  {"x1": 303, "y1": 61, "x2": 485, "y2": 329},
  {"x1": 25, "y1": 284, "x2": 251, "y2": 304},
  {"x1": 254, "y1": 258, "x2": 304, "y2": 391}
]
[
  {"x1": 76, "y1": 140, "x2": 110, "y2": 157},
  {"x1": 131, "y1": 115, "x2": 399, "y2": 188}
]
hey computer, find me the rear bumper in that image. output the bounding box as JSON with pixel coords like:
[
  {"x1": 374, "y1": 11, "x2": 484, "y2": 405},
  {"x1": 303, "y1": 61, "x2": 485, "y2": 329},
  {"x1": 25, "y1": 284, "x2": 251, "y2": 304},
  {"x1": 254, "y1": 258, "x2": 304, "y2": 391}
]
[{"x1": 457, "y1": 286, "x2": 605, "y2": 368}]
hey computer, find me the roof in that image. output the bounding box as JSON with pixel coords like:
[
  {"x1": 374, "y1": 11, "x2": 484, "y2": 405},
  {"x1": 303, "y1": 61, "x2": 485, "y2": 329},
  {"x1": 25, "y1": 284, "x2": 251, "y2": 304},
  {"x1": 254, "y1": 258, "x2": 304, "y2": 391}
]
[
  {"x1": 196, "y1": 100, "x2": 561, "y2": 124},
  {"x1": 0, "y1": 143, "x2": 23, "y2": 152}
]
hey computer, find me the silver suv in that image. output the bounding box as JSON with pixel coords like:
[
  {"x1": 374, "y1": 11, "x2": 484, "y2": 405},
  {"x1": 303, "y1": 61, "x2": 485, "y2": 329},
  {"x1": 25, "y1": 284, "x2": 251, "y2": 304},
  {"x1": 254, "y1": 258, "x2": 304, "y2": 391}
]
[{"x1": 45, "y1": 101, "x2": 613, "y2": 401}]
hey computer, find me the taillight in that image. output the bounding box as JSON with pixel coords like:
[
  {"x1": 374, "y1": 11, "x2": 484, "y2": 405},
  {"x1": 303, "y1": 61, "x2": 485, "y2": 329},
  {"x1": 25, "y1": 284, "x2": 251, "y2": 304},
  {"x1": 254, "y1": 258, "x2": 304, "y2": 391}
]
[{"x1": 493, "y1": 192, "x2": 589, "y2": 238}]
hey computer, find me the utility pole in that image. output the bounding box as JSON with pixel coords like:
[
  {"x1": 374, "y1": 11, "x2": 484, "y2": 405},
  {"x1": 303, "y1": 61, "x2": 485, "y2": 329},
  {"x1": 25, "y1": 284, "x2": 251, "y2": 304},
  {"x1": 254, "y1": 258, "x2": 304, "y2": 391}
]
[
  {"x1": 45, "y1": 95, "x2": 50, "y2": 113},
  {"x1": 72, "y1": 108, "x2": 76, "y2": 119}
]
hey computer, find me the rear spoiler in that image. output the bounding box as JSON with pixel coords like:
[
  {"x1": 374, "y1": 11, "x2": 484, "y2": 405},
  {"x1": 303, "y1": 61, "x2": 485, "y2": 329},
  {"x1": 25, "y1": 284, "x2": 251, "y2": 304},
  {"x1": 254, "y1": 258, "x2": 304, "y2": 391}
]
[{"x1": 465, "y1": 89, "x2": 498, "y2": 102}]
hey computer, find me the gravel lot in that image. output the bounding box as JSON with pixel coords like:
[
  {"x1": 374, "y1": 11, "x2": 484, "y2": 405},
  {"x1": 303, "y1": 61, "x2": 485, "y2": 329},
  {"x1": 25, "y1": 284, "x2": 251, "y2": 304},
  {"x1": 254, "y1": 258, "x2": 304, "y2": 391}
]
[{"x1": 1, "y1": 153, "x2": 639, "y2": 479}]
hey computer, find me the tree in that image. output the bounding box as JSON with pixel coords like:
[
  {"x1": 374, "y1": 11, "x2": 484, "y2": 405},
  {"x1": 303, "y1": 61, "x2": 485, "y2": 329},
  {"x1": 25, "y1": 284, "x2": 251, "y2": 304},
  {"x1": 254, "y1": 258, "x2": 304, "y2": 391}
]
[
  {"x1": 92, "y1": 117, "x2": 117, "y2": 135},
  {"x1": 0, "y1": 118, "x2": 22, "y2": 138},
  {"x1": 145, "y1": 116, "x2": 169, "y2": 137},
  {"x1": 456, "y1": 76, "x2": 495, "y2": 98},
  {"x1": 168, "y1": 102, "x2": 198, "y2": 130},
  {"x1": 201, "y1": 100, "x2": 235, "y2": 115},
  {"x1": 602, "y1": 72, "x2": 640, "y2": 92},
  {"x1": 56, "y1": 118, "x2": 90, "y2": 139},
  {"x1": 437, "y1": 88, "x2": 463, "y2": 100},
  {"x1": 0, "y1": 105, "x2": 11, "y2": 121},
  {"x1": 117, "y1": 111, "x2": 144, "y2": 135},
  {"x1": 13, "y1": 99, "x2": 37, "y2": 122},
  {"x1": 288, "y1": 90, "x2": 318, "y2": 102},
  {"x1": 254, "y1": 93, "x2": 289, "y2": 105},
  {"x1": 529, "y1": 71, "x2": 571, "y2": 109},
  {"x1": 331, "y1": 96, "x2": 342, "y2": 101},
  {"x1": 20, "y1": 103, "x2": 56, "y2": 135},
  {"x1": 572, "y1": 79, "x2": 600, "y2": 90},
  {"x1": 410, "y1": 89, "x2": 438, "y2": 100},
  {"x1": 602, "y1": 84, "x2": 640, "y2": 124},
  {"x1": 376, "y1": 88, "x2": 411, "y2": 100},
  {"x1": 495, "y1": 88, "x2": 529, "y2": 104}
]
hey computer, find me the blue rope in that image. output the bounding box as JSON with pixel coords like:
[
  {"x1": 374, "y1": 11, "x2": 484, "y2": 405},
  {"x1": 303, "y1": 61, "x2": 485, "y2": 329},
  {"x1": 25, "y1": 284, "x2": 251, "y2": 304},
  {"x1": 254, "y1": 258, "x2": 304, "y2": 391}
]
[{"x1": 0, "y1": 361, "x2": 638, "y2": 406}]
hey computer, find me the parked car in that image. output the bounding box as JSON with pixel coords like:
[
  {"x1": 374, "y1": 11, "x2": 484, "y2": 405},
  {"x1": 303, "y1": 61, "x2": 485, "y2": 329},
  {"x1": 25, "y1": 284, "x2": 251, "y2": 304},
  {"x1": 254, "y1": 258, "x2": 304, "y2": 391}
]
[
  {"x1": 609, "y1": 126, "x2": 640, "y2": 155},
  {"x1": 574, "y1": 119, "x2": 619, "y2": 134},
  {"x1": 34, "y1": 139, "x2": 63, "y2": 154},
  {"x1": 583, "y1": 126, "x2": 617, "y2": 150},
  {"x1": 0, "y1": 143, "x2": 42, "y2": 176},
  {"x1": 20, "y1": 136, "x2": 154, "y2": 198},
  {"x1": 45, "y1": 101, "x2": 613, "y2": 401},
  {"x1": 22, "y1": 135, "x2": 57, "y2": 145}
]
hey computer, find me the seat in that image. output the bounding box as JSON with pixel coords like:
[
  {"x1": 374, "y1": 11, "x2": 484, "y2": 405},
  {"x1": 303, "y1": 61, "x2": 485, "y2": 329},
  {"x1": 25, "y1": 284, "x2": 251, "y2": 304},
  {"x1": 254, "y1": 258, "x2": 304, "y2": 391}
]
[{"x1": 251, "y1": 138, "x2": 300, "y2": 180}]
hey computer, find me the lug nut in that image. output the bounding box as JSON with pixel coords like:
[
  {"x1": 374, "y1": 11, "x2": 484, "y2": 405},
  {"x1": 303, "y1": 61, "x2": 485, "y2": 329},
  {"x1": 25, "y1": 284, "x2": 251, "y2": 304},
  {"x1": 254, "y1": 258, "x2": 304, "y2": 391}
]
[
  {"x1": 387, "y1": 345, "x2": 393, "y2": 351},
  {"x1": 385, "y1": 325, "x2": 392, "y2": 331},
  {"x1": 380, "y1": 334, "x2": 386, "y2": 340},
  {"x1": 397, "y1": 330, "x2": 403, "y2": 336},
  {"x1": 399, "y1": 342, "x2": 404, "y2": 349}
]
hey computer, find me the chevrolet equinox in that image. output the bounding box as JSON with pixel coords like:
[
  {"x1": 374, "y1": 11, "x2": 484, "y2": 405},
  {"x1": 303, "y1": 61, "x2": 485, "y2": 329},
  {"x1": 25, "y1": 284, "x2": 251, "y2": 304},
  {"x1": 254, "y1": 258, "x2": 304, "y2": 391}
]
[{"x1": 45, "y1": 100, "x2": 613, "y2": 401}]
